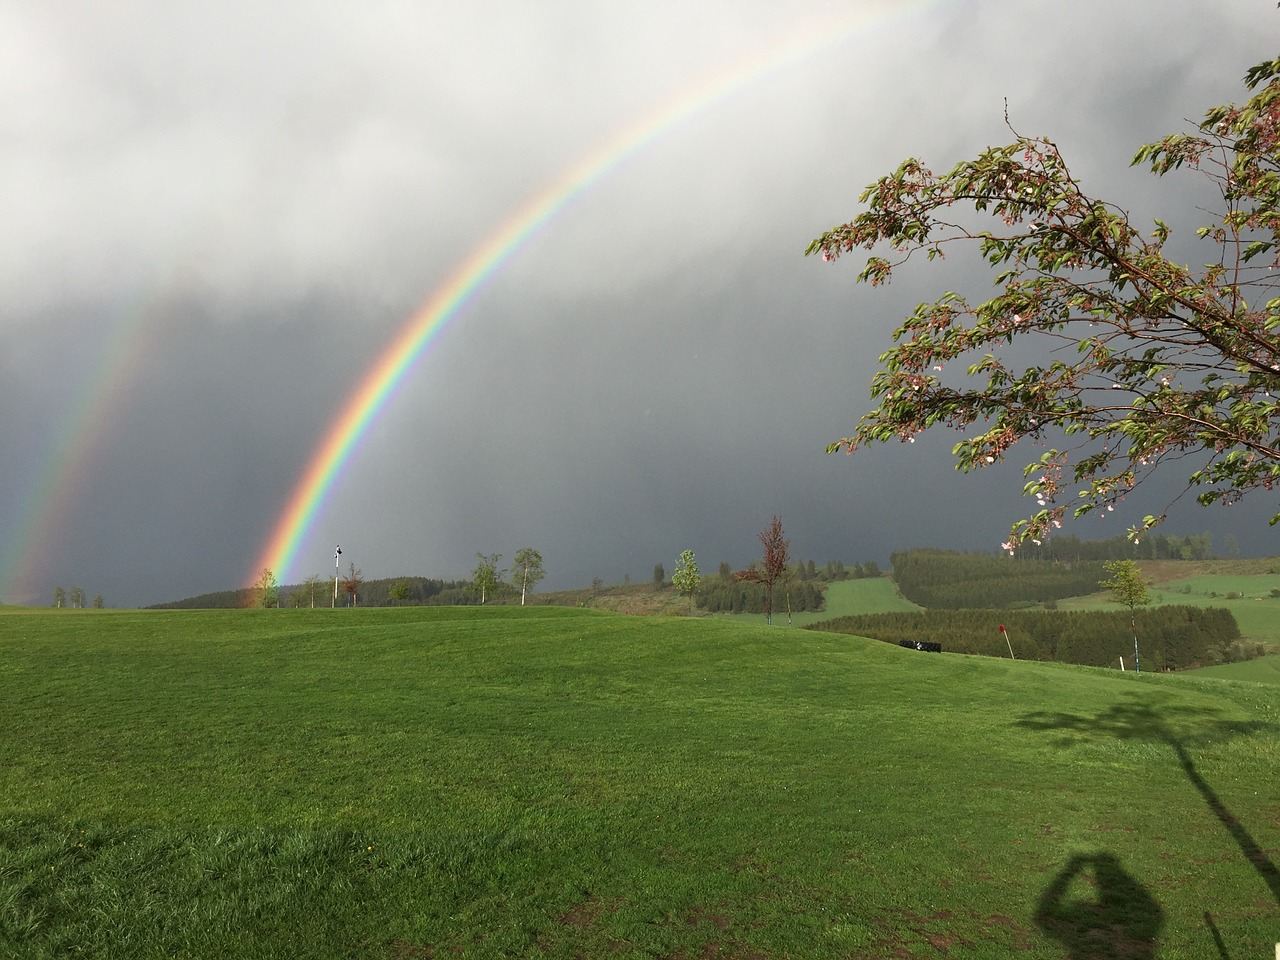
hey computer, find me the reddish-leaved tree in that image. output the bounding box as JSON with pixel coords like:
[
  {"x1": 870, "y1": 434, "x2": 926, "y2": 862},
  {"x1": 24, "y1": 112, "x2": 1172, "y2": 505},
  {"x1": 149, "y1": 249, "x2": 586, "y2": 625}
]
[{"x1": 736, "y1": 515, "x2": 790, "y2": 625}]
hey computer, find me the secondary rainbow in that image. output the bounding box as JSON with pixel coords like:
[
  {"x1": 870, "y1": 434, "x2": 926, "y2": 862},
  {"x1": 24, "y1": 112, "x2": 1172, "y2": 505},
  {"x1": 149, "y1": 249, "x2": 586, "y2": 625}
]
[{"x1": 253, "y1": 1, "x2": 938, "y2": 585}]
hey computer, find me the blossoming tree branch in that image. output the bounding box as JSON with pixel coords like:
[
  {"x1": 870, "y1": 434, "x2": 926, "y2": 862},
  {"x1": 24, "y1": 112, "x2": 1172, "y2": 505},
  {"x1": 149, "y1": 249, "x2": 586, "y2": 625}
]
[{"x1": 809, "y1": 55, "x2": 1280, "y2": 551}]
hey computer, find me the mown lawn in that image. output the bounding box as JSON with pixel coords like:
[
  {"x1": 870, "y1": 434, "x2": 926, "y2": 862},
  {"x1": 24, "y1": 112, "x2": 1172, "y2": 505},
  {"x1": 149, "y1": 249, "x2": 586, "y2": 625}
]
[
  {"x1": 1190, "y1": 654, "x2": 1280, "y2": 685},
  {"x1": 0, "y1": 606, "x2": 1277, "y2": 958},
  {"x1": 1060, "y1": 571, "x2": 1280, "y2": 646},
  {"x1": 723, "y1": 577, "x2": 920, "y2": 628}
]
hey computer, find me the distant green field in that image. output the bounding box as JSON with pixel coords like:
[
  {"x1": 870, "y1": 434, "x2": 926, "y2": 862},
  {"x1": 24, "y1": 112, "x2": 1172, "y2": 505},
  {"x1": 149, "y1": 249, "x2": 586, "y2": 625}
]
[
  {"x1": 1188, "y1": 654, "x2": 1280, "y2": 684},
  {"x1": 1, "y1": 606, "x2": 1277, "y2": 958},
  {"x1": 722, "y1": 576, "x2": 919, "y2": 627},
  {"x1": 1062, "y1": 573, "x2": 1280, "y2": 645}
]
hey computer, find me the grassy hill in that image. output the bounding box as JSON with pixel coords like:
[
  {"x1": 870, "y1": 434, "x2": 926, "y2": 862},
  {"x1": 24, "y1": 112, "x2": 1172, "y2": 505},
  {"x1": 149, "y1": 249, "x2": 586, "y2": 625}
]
[
  {"x1": 1, "y1": 606, "x2": 1276, "y2": 958},
  {"x1": 1058, "y1": 559, "x2": 1280, "y2": 647},
  {"x1": 540, "y1": 577, "x2": 916, "y2": 624},
  {"x1": 712, "y1": 576, "x2": 919, "y2": 627},
  {"x1": 1185, "y1": 654, "x2": 1280, "y2": 685}
]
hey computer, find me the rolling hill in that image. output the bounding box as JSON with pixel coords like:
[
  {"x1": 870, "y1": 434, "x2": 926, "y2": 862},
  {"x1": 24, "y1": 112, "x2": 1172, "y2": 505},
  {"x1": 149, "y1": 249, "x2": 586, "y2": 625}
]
[{"x1": 1, "y1": 605, "x2": 1276, "y2": 957}]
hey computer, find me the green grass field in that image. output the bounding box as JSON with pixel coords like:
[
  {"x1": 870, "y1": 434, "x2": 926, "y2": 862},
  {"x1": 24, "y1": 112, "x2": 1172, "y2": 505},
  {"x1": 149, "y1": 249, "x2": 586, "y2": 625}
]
[
  {"x1": 1, "y1": 606, "x2": 1277, "y2": 958},
  {"x1": 1190, "y1": 654, "x2": 1280, "y2": 685},
  {"x1": 722, "y1": 577, "x2": 920, "y2": 627},
  {"x1": 1059, "y1": 570, "x2": 1280, "y2": 645}
]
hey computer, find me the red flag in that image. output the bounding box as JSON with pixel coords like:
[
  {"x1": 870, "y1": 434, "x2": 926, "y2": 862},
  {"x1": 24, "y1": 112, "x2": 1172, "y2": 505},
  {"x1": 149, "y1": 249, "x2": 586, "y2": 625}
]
[{"x1": 999, "y1": 624, "x2": 1006, "y2": 633}]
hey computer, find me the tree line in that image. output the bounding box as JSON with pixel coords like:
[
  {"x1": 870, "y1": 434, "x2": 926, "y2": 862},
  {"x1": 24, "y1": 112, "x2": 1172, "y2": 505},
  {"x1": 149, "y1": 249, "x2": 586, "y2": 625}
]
[
  {"x1": 1013, "y1": 533, "x2": 1215, "y2": 563},
  {"x1": 698, "y1": 578, "x2": 825, "y2": 615},
  {"x1": 51, "y1": 586, "x2": 105, "y2": 608},
  {"x1": 807, "y1": 606, "x2": 1247, "y2": 671},
  {"x1": 891, "y1": 549, "x2": 1108, "y2": 610}
]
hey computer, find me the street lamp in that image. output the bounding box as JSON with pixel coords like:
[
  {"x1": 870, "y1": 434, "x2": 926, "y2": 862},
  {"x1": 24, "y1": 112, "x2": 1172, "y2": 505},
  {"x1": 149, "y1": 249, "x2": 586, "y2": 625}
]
[{"x1": 333, "y1": 545, "x2": 342, "y2": 608}]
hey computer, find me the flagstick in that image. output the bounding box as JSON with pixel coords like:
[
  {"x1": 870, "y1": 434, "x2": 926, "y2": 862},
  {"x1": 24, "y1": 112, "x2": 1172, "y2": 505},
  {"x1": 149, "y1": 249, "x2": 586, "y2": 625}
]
[{"x1": 999, "y1": 624, "x2": 1015, "y2": 660}]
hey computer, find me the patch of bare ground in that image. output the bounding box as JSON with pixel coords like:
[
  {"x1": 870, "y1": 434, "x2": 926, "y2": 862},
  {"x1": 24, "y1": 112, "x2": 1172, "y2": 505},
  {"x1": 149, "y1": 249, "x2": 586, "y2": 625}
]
[
  {"x1": 559, "y1": 894, "x2": 625, "y2": 928},
  {"x1": 659, "y1": 942, "x2": 769, "y2": 960},
  {"x1": 1139, "y1": 558, "x2": 1278, "y2": 583},
  {"x1": 852, "y1": 906, "x2": 1036, "y2": 958},
  {"x1": 385, "y1": 943, "x2": 457, "y2": 958}
]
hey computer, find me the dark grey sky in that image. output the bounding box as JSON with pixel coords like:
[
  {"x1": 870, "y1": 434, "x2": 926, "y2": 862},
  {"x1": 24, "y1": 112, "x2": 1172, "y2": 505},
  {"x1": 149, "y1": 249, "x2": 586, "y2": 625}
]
[{"x1": 2, "y1": 1, "x2": 1275, "y2": 606}]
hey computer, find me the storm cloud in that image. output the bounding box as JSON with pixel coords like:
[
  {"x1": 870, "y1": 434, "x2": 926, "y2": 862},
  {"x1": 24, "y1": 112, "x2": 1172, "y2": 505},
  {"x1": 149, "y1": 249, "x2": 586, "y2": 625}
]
[{"x1": 2, "y1": 1, "x2": 1273, "y2": 606}]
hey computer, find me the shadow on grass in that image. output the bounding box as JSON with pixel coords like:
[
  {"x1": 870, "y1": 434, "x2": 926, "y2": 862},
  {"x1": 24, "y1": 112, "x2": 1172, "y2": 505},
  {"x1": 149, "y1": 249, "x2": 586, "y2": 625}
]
[
  {"x1": 1033, "y1": 852, "x2": 1162, "y2": 959},
  {"x1": 1015, "y1": 700, "x2": 1280, "y2": 906}
]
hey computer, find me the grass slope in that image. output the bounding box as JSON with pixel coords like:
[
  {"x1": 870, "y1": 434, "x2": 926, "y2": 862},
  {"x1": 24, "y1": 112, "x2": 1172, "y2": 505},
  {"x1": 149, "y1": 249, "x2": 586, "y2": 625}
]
[
  {"x1": 1190, "y1": 654, "x2": 1280, "y2": 685},
  {"x1": 0, "y1": 607, "x2": 1277, "y2": 958},
  {"x1": 1061, "y1": 572, "x2": 1280, "y2": 646},
  {"x1": 720, "y1": 577, "x2": 920, "y2": 628}
]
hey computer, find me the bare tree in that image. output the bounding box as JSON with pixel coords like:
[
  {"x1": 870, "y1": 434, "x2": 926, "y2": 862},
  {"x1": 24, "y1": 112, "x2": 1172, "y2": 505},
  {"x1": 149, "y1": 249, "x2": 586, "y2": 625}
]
[
  {"x1": 297, "y1": 574, "x2": 326, "y2": 608},
  {"x1": 341, "y1": 561, "x2": 364, "y2": 608},
  {"x1": 736, "y1": 516, "x2": 790, "y2": 625}
]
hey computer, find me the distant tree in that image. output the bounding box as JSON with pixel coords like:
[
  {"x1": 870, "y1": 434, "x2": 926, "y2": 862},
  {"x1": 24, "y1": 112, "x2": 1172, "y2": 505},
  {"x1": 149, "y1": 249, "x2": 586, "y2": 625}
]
[
  {"x1": 341, "y1": 561, "x2": 364, "y2": 608},
  {"x1": 719, "y1": 560, "x2": 733, "y2": 581},
  {"x1": 1221, "y1": 533, "x2": 1241, "y2": 558},
  {"x1": 387, "y1": 578, "x2": 412, "y2": 605},
  {"x1": 736, "y1": 515, "x2": 790, "y2": 625},
  {"x1": 807, "y1": 559, "x2": 817, "y2": 579},
  {"x1": 472, "y1": 553, "x2": 504, "y2": 605},
  {"x1": 1101, "y1": 560, "x2": 1152, "y2": 672},
  {"x1": 511, "y1": 548, "x2": 545, "y2": 606},
  {"x1": 653, "y1": 563, "x2": 665, "y2": 587},
  {"x1": 296, "y1": 574, "x2": 325, "y2": 608},
  {"x1": 809, "y1": 55, "x2": 1280, "y2": 551},
  {"x1": 864, "y1": 560, "x2": 882, "y2": 578},
  {"x1": 254, "y1": 568, "x2": 279, "y2": 608},
  {"x1": 53, "y1": 586, "x2": 65, "y2": 608},
  {"x1": 671, "y1": 549, "x2": 701, "y2": 613},
  {"x1": 92, "y1": 595, "x2": 104, "y2": 609},
  {"x1": 69, "y1": 586, "x2": 84, "y2": 609}
]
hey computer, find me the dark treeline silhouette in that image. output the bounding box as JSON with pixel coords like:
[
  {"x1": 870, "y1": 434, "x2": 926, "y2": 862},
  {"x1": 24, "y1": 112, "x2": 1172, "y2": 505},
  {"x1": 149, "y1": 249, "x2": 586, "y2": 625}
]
[
  {"x1": 339, "y1": 577, "x2": 474, "y2": 607},
  {"x1": 892, "y1": 548, "x2": 1109, "y2": 609},
  {"x1": 795, "y1": 559, "x2": 881, "y2": 581},
  {"x1": 150, "y1": 577, "x2": 475, "y2": 609},
  {"x1": 808, "y1": 607, "x2": 1244, "y2": 670},
  {"x1": 1015, "y1": 532, "x2": 1213, "y2": 562},
  {"x1": 696, "y1": 557, "x2": 884, "y2": 614},
  {"x1": 149, "y1": 588, "x2": 256, "y2": 609},
  {"x1": 699, "y1": 579, "x2": 825, "y2": 615}
]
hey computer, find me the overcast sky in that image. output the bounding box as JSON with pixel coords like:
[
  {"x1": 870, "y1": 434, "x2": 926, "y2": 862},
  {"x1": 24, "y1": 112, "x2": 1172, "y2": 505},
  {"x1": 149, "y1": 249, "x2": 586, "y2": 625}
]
[{"x1": 2, "y1": 1, "x2": 1276, "y2": 607}]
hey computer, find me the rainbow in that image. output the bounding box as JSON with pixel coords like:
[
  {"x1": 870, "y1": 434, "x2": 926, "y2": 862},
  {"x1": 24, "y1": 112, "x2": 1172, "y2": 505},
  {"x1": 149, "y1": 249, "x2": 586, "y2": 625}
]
[
  {"x1": 253, "y1": 0, "x2": 943, "y2": 586},
  {"x1": 0, "y1": 106, "x2": 314, "y2": 605},
  {"x1": 0, "y1": 271, "x2": 193, "y2": 606}
]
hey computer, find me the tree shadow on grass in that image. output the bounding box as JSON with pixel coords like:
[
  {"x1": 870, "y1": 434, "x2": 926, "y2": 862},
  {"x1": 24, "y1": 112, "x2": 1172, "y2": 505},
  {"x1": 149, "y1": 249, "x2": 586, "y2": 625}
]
[
  {"x1": 1033, "y1": 852, "x2": 1162, "y2": 959},
  {"x1": 1016, "y1": 700, "x2": 1280, "y2": 906}
]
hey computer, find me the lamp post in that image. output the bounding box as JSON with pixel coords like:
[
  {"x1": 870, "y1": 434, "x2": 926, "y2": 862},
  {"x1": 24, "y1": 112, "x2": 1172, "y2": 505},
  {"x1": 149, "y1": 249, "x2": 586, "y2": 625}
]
[{"x1": 333, "y1": 545, "x2": 342, "y2": 608}]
